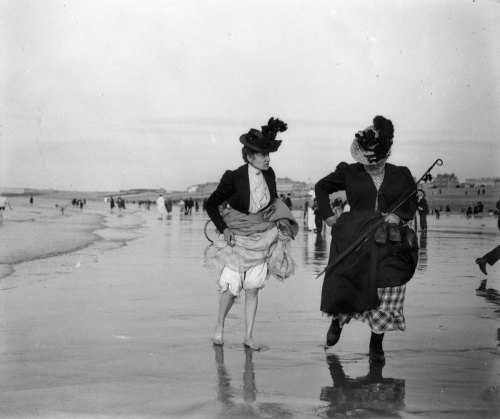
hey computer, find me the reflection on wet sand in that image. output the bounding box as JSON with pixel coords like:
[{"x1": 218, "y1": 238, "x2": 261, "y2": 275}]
[
  {"x1": 319, "y1": 354, "x2": 405, "y2": 418},
  {"x1": 417, "y1": 230, "x2": 428, "y2": 271},
  {"x1": 475, "y1": 279, "x2": 500, "y2": 344},
  {"x1": 476, "y1": 279, "x2": 500, "y2": 309},
  {"x1": 213, "y1": 345, "x2": 293, "y2": 418},
  {"x1": 314, "y1": 233, "x2": 328, "y2": 261},
  {"x1": 303, "y1": 230, "x2": 329, "y2": 275}
]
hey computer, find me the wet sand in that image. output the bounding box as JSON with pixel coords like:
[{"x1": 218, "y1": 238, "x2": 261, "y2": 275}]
[{"x1": 0, "y1": 202, "x2": 498, "y2": 418}]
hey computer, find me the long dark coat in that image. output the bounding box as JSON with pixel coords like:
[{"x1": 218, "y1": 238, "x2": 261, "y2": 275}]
[
  {"x1": 315, "y1": 162, "x2": 418, "y2": 315},
  {"x1": 206, "y1": 164, "x2": 278, "y2": 234}
]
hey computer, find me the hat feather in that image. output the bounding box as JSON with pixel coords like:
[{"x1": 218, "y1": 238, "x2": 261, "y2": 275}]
[{"x1": 262, "y1": 117, "x2": 288, "y2": 138}]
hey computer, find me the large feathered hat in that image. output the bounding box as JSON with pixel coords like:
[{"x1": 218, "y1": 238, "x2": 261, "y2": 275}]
[
  {"x1": 350, "y1": 115, "x2": 394, "y2": 164},
  {"x1": 239, "y1": 117, "x2": 288, "y2": 152}
]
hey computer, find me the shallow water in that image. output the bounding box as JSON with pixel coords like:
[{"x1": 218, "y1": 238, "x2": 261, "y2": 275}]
[{"x1": 0, "y1": 203, "x2": 498, "y2": 418}]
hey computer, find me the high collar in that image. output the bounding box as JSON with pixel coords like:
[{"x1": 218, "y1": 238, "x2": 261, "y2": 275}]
[{"x1": 248, "y1": 163, "x2": 262, "y2": 175}]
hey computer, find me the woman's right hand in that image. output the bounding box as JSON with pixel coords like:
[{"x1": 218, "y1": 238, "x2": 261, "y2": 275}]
[{"x1": 223, "y1": 228, "x2": 235, "y2": 247}]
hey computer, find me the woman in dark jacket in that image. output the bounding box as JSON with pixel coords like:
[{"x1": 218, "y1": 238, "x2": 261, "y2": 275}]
[
  {"x1": 207, "y1": 117, "x2": 295, "y2": 350},
  {"x1": 315, "y1": 115, "x2": 417, "y2": 364}
]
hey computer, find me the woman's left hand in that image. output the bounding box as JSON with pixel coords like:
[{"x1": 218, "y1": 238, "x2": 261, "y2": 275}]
[
  {"x1": 223, "y1": 228, "x2": 235, "y2": 247},
  {"x1": 383, "y1": 213, "x2": 401, "y2": 224}
]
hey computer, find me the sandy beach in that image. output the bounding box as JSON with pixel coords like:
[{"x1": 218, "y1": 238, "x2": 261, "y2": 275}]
[{"x1": 0, "y1": 199, "x2": 498, "y2": 418}]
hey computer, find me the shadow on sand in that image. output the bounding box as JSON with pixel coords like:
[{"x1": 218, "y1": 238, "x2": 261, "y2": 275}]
[
  {"x1": 318, "y1": 354, "x2": 405, "y2": 418},
  {"x1": 214, "y1": 345, "x2": 294, "y2": 418}
]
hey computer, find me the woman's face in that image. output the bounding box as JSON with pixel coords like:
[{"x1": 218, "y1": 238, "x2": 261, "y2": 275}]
[{"x1": 248, "y1": 152, "x2": 270, "y2": 171}]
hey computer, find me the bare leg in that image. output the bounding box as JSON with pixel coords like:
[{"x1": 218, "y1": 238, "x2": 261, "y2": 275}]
[
  {"x1": 213, "y1": 291, "x2": 235, "y2": 345},
  {"x1": 243, "y1": 288, "x2": 262, "y2": 350}
]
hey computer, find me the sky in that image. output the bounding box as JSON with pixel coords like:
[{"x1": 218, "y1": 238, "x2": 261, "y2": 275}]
[{"x1": 1, "y1": 0, "x2": 499, "y2": 192}]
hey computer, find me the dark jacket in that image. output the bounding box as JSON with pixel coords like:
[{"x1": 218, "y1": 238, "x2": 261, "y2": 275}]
[
  {"x1": 315, "y1": 162, "x2": 418, "y2": 314},
  {"x1": 315, "y1": 162, "x2": 416, "y2": 223},
  {"x1": 206, "y1": 164, "x2": 278, "y2": 233},
  {"x1": 417, "y1": 197, "x2": 429, "y2": 215}
]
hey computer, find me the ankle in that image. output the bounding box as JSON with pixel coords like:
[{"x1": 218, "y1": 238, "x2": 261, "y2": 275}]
[{"x1": 369, "y1": 332, "x2": 384, "y2": 349}]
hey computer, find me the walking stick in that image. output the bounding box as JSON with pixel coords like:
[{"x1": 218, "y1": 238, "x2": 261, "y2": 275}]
[{"x1": 315, "y1": 158, "x2": 443, "y2": 279}]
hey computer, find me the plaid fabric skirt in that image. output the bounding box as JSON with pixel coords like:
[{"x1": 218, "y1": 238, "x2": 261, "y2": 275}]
[{"x1": 333, "y1": 285, "x2": 407, "y2": 333}]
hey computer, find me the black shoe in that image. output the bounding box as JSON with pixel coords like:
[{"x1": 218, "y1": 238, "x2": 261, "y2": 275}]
[
  {"x1": 388, "y1": 223, "x2": 401, "y2": 242},
  {"x1": 374, "y1": 223, "x2": 387, "y2": 244},
  {"x1": 476, "y1": 258, "x2": 488, "y2": 275},
  {"x1": 326, "y1": 319, "x2": 342, "y2": 347}
]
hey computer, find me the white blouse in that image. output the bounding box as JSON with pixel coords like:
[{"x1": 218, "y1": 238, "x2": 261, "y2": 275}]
[{"x1": 248, "y1": 164, "x2": 270, "y2": 213}]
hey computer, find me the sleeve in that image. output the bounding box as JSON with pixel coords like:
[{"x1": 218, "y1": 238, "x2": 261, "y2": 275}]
[
  {"x1": 270, "y1": 167, "x2": 278, "y2": 199},
  {"x1": 206, "y1": 170, "x2": 234, "y2": 233},
  {"x1": 314, "y1": 162, "x2": 348, "y2": 220},
  {"x1": 392, "y1": 166, "x2": 418, "y2": 222}
]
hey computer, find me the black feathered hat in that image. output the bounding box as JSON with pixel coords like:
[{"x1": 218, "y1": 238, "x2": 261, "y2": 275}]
[
  {"x1": 350, "y1": 115, "x2": 394, "y2": 164},
  {"x1": 239, "y1": 117, "x2": 288, "y2": 152}
]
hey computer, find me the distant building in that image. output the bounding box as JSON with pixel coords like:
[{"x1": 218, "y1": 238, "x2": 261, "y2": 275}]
[
  {"x1": 276, "y1": 177, "x2": 308, "y2": 194},
  {"x1": 464, "y1": 177, "x2": 500, "y2": 188},
  {"x1": 432, "y1": 173, "x2": 459, "y2": 189},
  {"x1": 0, "y1": 187, "x2": 25, "y2": 195},
  {"x1": 188, "y1": 178, "x2": 308, "y2": 196}
]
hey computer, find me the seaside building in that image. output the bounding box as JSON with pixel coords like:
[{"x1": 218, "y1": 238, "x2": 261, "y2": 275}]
[
  {"x1": 187, "y1": 178, "x2": 308, "y2": 197},
  {"x1": 463, "y1": 177, "x2": 500, "y2": 188},
  {"x1": 0, "y1": 187, "x2": 26, "y2": 195},
  {"x1": 276, "y1": 177, "x2": 308, "y2": 194},
  {"x1": 432, "y1": 173, "x2": 460, "y2": 189}
]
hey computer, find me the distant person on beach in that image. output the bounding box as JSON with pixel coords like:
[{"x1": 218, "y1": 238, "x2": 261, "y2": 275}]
[
  {"x1": 117, "y1": 197, "x2": 125, "y2": 214},
  {"x1": 29, "y1": 196, "x2": 33, "y2": 205},
  {"x1": 476, "y1": 196, "x2": 500, "y2": 275},
  {"x1": 165, "y1": 198, "x2": 173, "y2": 214},
  {"x1": 156, "y1": 194, "x2": 166, "y2": 220},
  {"x1": 55, "y1": 203, "x2": 68, "y2": 215},
  {"x1": 110, "y1": 196, "x2": 115, "y2": 213},
  {"x1": 417, "y1": 190, "x2": 429, "y2": 231},
  {"x1": 285, "y1": 193, "x2": 292, "y2": 210},
  {"x1": 206, "y1": 117, "x2": 297, "y2": 350},
  {"x1": 434, "y1": 208, "x2": 440, "y2": 219},
  {"x1": 306, "y1": 192, "x2": 315, "y2": 231},
  {"x1": 314, "y1": 198, "x2": 323, "y2": 233},
  {"x1": 303, "y1": 195, "x2": 309, "y2": 220},
  {"x1": 497, "y1": 196, "x2": 500, "y2": 229},
  {"x1": 315, "y1": 115, "x2": 418, "y2": 364},
  {"x1": 0, "y1": 195, "x2": 12, "y2": 222}
]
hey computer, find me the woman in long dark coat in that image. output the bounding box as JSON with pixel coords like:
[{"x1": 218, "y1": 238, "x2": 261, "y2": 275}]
[
  {"x1": 315, "y1": 115, "x2": 418, "y2": 364},
  {"x1": 206, "y1": 118, "x2": 296, "y2": 350}
]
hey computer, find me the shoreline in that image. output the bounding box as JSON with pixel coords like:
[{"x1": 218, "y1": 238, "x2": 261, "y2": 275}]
[{"x1": 0, "y1": 200, "x2": 146, "y2": 280}]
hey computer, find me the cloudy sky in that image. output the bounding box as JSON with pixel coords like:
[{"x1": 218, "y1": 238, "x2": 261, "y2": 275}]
[{"x1": 1, "y1": 0, "x2": 499, "y2": 192}]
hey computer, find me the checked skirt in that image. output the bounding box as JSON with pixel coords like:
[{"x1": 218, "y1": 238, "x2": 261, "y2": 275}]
[{"x1": 333, "y1": 285, "x2": 407, "y2": 333}]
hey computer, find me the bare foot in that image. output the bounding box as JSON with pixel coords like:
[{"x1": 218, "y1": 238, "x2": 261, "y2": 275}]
[
  {"x1": 243, "y1": 338, "x2": 263, "y2": 351},
  {"x1": 212, "y1": 328, "x2": 224, "y2": 346}
]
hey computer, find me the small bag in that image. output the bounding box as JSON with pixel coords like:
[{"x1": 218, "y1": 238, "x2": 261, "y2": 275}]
[{"x1": 388, "y1": 224, "x2": 419, "y2": 259}]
